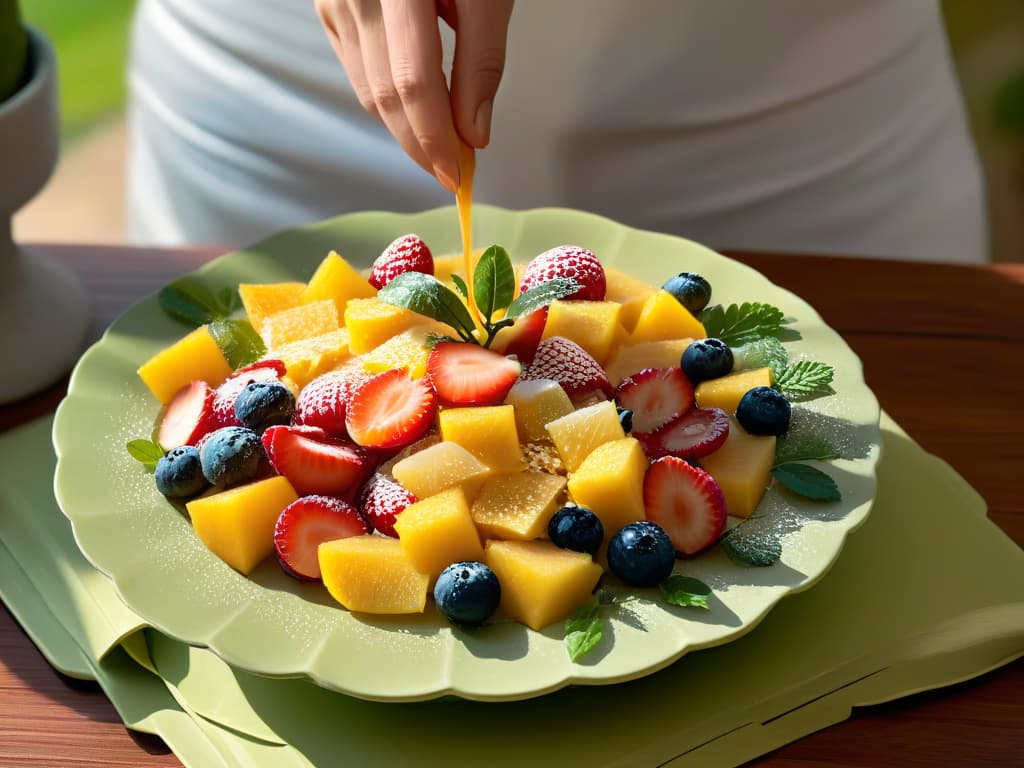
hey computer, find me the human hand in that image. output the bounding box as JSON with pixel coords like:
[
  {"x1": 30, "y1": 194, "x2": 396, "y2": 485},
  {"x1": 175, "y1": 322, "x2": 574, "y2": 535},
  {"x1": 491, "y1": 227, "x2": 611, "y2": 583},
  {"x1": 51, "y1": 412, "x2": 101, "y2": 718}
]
[{"x1": 315, "y1": 0, "x2": 514, "y2": 193}]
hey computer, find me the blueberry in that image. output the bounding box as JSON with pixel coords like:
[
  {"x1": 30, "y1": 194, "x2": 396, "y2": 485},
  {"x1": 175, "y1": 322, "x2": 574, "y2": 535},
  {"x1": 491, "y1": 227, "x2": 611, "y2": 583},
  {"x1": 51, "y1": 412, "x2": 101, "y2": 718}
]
[
  {"x1": 433, "y1": 561, "x2": 501, "y2": 627},
  {"x1": 607, "y1": 521, "x2": 676, "y2": 587},
  {"x1": 548, "y1": 504, "x2": 604, "y2": 554},
  {"x1": 681, "y1": 338, "x2": 734, "y2": 383},
  {"x1": 199, "y1": 426, "x2": 264, "y2": 488},
  {"x1": 662, "y1": 272, "x2": 712, "y2": 315},
  {"x1": 154, "y1": 446, "x2": 208, "y2": 498},
  {"x1": 736, "y1": 386, "x2": 791, "y2": 436},
  {"x1": 616, "y1": 407, "x2": 634, "y2": 434},
  {"x1": 234, "y1": 380, "x2": 295, "y2": 434}
]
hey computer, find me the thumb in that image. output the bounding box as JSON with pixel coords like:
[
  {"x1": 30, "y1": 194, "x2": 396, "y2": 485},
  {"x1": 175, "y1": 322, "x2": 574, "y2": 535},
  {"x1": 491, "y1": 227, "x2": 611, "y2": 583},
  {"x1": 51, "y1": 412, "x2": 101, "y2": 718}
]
[{"x1": 449, "y1": 0, "x2": 514, "y2": 148}]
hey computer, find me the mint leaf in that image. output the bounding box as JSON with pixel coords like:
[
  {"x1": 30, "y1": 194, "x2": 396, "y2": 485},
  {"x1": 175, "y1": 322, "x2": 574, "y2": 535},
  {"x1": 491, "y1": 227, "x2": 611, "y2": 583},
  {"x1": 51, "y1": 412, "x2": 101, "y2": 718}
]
[
  {"x1": 732, "y1": 337, "x2": 789, "y2": 379},
  {"x1": 659, "y1": 575, "x2": 712, "y2": 609},
  {"x1": 127, "y1": 439, "x2": 164, "y2": 473},
  {"x1": 506, "y1": 278, "x2": 580, "y2": 320},
  {"x1": 217, "y1": 286, "x2": 243, "y2": 315},
  {"x1": 565, "y1": 603, "x2": 604, "y2": 662},
  {"x1": 472, "y1": 245, "x2": 516, "y2": 322},
  {"x1": 700, "y1": 302, "x2": 785, "y2": 346},
  {"x1": 158, "y1": 278, "x2": 226, "y2": 327},
  {"x1": 722, "y1": 527, "x2": 782, "y2": 567},
  {"x1": 772, "y1": 462, "x2": 841, "y2": 501},
  {"x1": 424, "y1": 333, "x2": 460, "y2": 350},
  {"x1": 775, "y1": 435, "x2": 840, "y2": 464},
  {"x1": 775, "y1": 360, "x2": 834, "y2": 398},
  {"x1": 377, "y1": 272, "x2": 477, "y2": 342},
  {"x1": 450, "y1": 273, "x2": 469, "y2": 300},
  {"x1": 209, "y1": 319, "x2": 267, "y2": 369}
]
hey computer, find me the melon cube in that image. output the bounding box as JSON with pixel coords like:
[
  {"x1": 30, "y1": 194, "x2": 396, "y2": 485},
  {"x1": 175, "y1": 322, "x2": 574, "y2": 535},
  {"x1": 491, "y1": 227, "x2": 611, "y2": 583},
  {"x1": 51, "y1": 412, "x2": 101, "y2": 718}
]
[
  {"x1": 138, "y1": 325, "x2": 233, "y2": 404},
  {"x1": 186, "y1": 475, "x2": 298, "y2": 575},
  {"x1": 344, "y1": 297, "x2": 449, "y2": 354},
  {"x1": 319, "y1": 535, "x2": 429, "y2": 614},
  {"x1": 438, "y1": 405, "x2": 526, "y2": 473},
  {"x1": 694, "y1": 367, "x2": 773, "y2": 414},
  {"x1": 359, "y1": 325, "x2": 438, "y2": 379},
  {"x1": 301, "y1": 250, "x2": 376, "y2": 320},
  {"x1": 699, "y1": 419, "x2": 776, "y2": 518},
  {"x1": 541, "y1": 300, "x2": 623, "y2": 364},
  {"x1": 546, "y1": 400, "x2": 625, "y2": 473},
  {"x1": 504, "y1": 379, "x2": 574, "y2": 442},
  {"x1": 239, "y1": 282, "x2": 305, "y2": 333},
  {"x1": 484, "y1": 540, "x2": 603, "y2": 630},
  {"x1": 567, "y1": 437, "x2": 647, "y2": 537},
  {"x1": 393, "y1": 486, "x2": 484, "y2": 578},
  {"x1": 391, "y1": 440, "x2": 490, "y2": 500},
  {"x1": 603, "y1": 266, "x2": 657, "y2": 332},
  {"x1": 604, "y1": 338, "x2": 694, "y2": 388},
  {"x1": 269, "y1": 328, "x2": 351, "y2": 389},
  {"x1": 470, "y1": 471, "x2": 567, "y2": 540},
  {"x1": 260, "y1": 299, "x2": 339, "y2": 348},
  {"x1": 629, "y1": 290, "x2": 706, "y2": 344}
]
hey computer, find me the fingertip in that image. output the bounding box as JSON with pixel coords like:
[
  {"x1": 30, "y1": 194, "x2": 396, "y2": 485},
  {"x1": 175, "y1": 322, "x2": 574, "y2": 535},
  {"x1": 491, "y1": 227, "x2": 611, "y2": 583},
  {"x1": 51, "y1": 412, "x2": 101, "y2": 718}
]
[{"x1": 472, "y1": 99, "x2": 493, "y2": 148}]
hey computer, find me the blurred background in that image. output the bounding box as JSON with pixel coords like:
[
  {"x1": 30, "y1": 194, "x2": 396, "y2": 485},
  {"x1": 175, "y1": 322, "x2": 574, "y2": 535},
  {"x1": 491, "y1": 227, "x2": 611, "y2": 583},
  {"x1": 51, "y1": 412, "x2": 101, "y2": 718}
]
[{"x1": 11, "y1": 0, "x2": 1024, "y2": 262}]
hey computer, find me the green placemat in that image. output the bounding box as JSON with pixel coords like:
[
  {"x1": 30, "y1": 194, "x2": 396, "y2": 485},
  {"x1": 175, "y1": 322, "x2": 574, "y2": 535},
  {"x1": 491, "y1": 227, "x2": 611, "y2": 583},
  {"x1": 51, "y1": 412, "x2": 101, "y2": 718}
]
[{"x1": 0, "y1": 414, "x2": 1021, "y2": 767}]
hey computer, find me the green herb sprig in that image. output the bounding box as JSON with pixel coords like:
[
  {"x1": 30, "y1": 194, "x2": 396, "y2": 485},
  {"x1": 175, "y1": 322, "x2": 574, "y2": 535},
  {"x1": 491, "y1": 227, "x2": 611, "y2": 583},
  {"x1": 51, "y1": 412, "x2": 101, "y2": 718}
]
[
  {"x1": 126, "y1": 439, "x2": 164, "y2": 473},
  {"x1": 158, "y1": 278, "x2": 264, "y2": 368}
]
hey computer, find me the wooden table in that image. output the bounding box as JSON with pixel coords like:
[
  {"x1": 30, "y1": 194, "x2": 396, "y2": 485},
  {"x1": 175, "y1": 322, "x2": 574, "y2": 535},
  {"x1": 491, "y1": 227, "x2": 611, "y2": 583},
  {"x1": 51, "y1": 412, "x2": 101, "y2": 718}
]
[{"x1": 2, "y1": 244, "x2": 1022, "y2": 766}]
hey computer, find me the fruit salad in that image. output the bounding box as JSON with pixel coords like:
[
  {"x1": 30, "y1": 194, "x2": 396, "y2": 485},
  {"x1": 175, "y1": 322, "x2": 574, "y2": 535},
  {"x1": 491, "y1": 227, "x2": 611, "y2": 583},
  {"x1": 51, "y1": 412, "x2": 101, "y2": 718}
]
[{"x1": 129, "y1": 233, "x2": 839, "y2": 656}]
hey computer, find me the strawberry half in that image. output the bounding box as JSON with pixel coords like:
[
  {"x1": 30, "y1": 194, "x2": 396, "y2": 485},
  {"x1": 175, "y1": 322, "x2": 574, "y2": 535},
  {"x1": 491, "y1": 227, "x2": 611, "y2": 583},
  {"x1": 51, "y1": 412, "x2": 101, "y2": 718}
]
[
  {"x1": 294, "y1": 369, "x2": 368, "y2": 438},
  {"x1": 426, "y1": 342, "x2": 522, "y2": 406},
  {"x1": 491, "y1": 307, "x2": 548, "y2": 365},
  {"x1": 358, "y1": 472, "x2": 417, "y2": 538},
  {"x1": 210, "y1": 359, "x2": 287, "y2": 430},
  {"x1": 370, "y1": 233, "x2": 434, "y2": 290},
  {"x1": 157, "y1": 380, "x2": 216, "y2": 448},
  {"x1": 638, "y1": 407, "x2": 730, "y2": 460},
  {"x1": 344, "y1": 369, "x2": 437, "y2": 450},
  {"x1": 644, "y1": 456, "x2": 727, "y2": 556},
  {"x1": 262, "y1": 424, "x2": 373, "y2": 497},
  {"x1": 614, "y1": 367, "x2": 695, "y2": 435},
  {"x1": 518, "y1": 245, "x2": 606, "y2": 301},
  {"x1": 274, "y1": 495, "x2": 368, "y2": 581},
  {"x1": 522, "y1": 336, "x2": 613, "y2": 407}
]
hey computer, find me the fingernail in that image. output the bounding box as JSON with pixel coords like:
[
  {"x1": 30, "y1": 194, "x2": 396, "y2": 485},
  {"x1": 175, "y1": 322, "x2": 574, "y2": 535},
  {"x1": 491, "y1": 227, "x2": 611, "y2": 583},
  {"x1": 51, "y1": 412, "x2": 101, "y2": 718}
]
[
  {"x1": 474, "y1": 99, "x2": 493, "y2": 147},
  {"x1": 437, "y1": 166, "x2": 459, "y2": 193}
]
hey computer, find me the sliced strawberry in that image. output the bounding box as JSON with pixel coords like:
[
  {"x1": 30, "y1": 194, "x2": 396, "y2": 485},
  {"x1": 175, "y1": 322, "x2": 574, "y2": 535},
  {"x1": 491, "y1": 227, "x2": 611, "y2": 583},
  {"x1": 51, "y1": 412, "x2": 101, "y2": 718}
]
[
  {"x1": 370, "y1": 233, "x2": 434, "y2": 290},
  {"x1": 614, "y1": 367, "x2": 695, "y2": 435},
  {"x1": 644, "y1": 456, "x2": 728, "y2": 556},
  {"x1": 518, "y1": 245, "x2": 606, "y2": 301},
  {"x1": 638, "y1": 407, "x2": 730, "y2": 460},
  {"x1": 158, "y1": 381, "x2": 216, "y2": 448},
  {"x1": 274, "y1": 495, "x2": 368, "y2": 581},
  {"x1": 426, "y1": 342, "x2": 522, "y2": 406},
  {"x1": 522, "y1": 336, "x2": 613, "y2": 407},
  {"x1": 344, "y1": 369, "x2": 437, "y2": 450},
  {"x1": 210, "y1": 359, "x2": 287, "y2": 429},
  {"x1": 262, "y1": 425, "x2": 373, "y2": 497},
  {"x1": 491, "y1": 307, "x2": 548, "y2": 365},
  {"x1": 358, "y1": 472, "x2": 416, "y2": 538},
  {"x1": 294, "y1": 369, "x2": 368, "y2": 438}
]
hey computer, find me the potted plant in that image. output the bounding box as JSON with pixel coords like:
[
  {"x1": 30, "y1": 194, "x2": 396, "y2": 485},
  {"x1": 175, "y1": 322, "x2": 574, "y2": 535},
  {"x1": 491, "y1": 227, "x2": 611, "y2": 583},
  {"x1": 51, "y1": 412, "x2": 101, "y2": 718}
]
[{"x1": 0, "y1": 0, "x2": 90, "y2": 404}]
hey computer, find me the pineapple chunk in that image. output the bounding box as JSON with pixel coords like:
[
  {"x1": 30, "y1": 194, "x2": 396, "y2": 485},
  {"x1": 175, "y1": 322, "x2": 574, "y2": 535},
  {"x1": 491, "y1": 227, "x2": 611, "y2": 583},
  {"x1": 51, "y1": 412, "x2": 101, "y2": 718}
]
[
  {"x1": 694, "y1": 368, "x2": 773, "y2": 414},
  {"x1": 629, "y1": 290, "x2": 706, "y2": 343},
  {"x1": 393, "y1": 486, "x2": 484, "y2": 578},
  {"x1": 186, "y1": 476, "x2": 298, "y2": 575},
  {"x1": 604, "y1": 338, "x2": 694, "y2": 388},
  {"x1": 470, "y1": 471, "x2": 567, "y2": 540},
  {"x1": 503, "y1": 379, "x2": 574, "y2": 442},
  {"x1": 699, "y1": 419, "x2": 776, "y2": 518},
  {"x1": 541, "y1": 300, "x2": 623, "y2": 364},
  {"x1": 546, "y1": 400, "x2": 625, "y2": 473},
  {"x1": 260, "y1": 299, "x2": 339, "y2": 348},
  {"x1": 567, "y1": 437, "x2": 647, "y2": 537},
  {"x1": 391, "y1": 441, "x2": 490, "y2": 500},
  {"x1": 238, "y1": 282, "x2": 305, "y2": 332},
  {"x1": 138, "y1": 325, "x2": 233, "y2": 404},
  {"x1": 438, "y1": 405, "x2": 526, "y2": 473},
  {"x1": 484, "y1": 540, "x2": 602, "y2": 630},
  {"x1": 319, "y1": 535, "x2": 429, "y2": 614},
  {"x1": 301, "y1": 250, "x2": 376, "y2": 320}
]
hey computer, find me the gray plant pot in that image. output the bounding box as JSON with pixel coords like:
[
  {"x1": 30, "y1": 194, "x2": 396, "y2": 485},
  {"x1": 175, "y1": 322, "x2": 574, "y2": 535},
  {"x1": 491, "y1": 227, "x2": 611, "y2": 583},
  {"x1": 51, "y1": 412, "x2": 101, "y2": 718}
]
[{"x1": 0, "y1": 27, "x2": 90, "y2": 403}]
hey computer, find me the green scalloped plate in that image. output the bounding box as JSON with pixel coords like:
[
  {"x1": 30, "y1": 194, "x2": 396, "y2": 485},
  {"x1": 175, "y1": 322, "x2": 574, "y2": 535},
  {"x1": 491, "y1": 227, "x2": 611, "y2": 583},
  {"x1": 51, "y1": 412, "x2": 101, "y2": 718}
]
[{"x1": 53, "y1": 205, "x2": 880, "y2": 702}]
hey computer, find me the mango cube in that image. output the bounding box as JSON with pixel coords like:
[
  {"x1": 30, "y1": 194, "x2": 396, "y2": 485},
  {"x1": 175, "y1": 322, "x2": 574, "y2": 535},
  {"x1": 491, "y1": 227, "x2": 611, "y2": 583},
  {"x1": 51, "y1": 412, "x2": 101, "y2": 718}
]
[
  {"x1": 393, "y1": 486, "x2": 484, "y2": 578},
  {"x1": 186, "y1": 476, "x2": 298, "y2": 575},
  {"x1": 301, "y1": 250, "x2": 376, "y2": 320},
  {"x1": 567, "y1": 437, "x2": 648, "y2": 537},
  {"x1": 344, "y1": 297, "x2": 449, "y2": 354},
  {"x1": 391, "y1": 440, "x2": 490, "y2": 500},
  {"x1": 470, "y1": 471, "x2": 567, "y2": 540},
  {"x1": 260, "y1": 299, "x2": 339, "y2": 348},
  {"x1": 269, "y1": 328, "x2": 351, "y2": 389},
  {"x1": 604, "y1": 338, "x2": 695, "y2": 387},
  {"x1": 319, "y1": 535, "x2": 429, "y2": 614},
  {"x1": 541, "y1": 300, "x2": 623, "y2": 364},
  {"x1": 359, "y1": 325, "x2": 439, "y2": 379},
  {"x1": 694, "y1": 367, "x2": 773, "y2": 414},
  {"x1": 699, "y1": 420, "x2": 776, "y2": 518},
  {"x1": 546, "y1": 400, "x2": 625, "y2": 473},
  {"x1": 504, "y1": 379, "x2": 574, "y2": 442},
  {"x1": 484, "y1": 540, "x2": 603, "y2": 630},
  {"x1": 438, "y1": 405, "x2": 525, "y2": 473},
  {"x1": 138, "y1": 325, "x2": 233, "y2": 404},
  {"x1": 603, "y1": 266, "x2": 657, "y2": 331},
  {"x1": 629, "y1": 290, "x2": 706, "y2": 344},
  {"x1": 238, "y1": 282, "x2": 305, "y2": 332}
]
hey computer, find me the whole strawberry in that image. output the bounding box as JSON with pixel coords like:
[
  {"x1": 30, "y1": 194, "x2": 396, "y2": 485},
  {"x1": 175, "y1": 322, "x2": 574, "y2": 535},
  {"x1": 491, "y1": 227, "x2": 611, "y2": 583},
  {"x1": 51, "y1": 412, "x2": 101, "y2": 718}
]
[
  {"x1": 294, "y1": 369, "x2": 368, "y2": 438},
  {"x1": 518, "y1": 245, "x2": 606, "y2": 301},
  {"x1": 370, "y1": 233, "x2": 434, "y2": 290},
  {"x1": 522, "y1": 336, "x2": 614, "y2": 407}
]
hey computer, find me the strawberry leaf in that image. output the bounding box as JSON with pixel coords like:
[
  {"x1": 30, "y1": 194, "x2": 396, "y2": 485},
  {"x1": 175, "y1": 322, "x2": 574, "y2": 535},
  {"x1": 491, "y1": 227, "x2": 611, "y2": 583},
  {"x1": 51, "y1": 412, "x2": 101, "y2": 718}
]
[
  {"x1": 775, "y1": 360, "x2": 835, "y2": 399},
  {"x1": 565, "y1": 603, "x2": 604, "y2": 662},
  {"x1": 208, "y1": 319, "x2": 267, "y2": 370},
  {"x1": 126, "y1": 439, "x2": 164, "y2": 473},
  {"x1": 659, "y1": 575, "x2": 712, "y2": 608},
  {"x1": 721, "y1": 527, "x2": 782, "y2": 567},
  {"x1": 772, "y1": 462, "x2": 841, "y2": 501},
  {"x1": 377, "y1": 272, "x2": 478, "y2": 342},
  {"x1": 700, "y1": 302, "x2": 785, "y2": 346},
  {"x1": 506, "y1": 278, "x2": 580, "y2": 320},
  {"x1": 473, "y1": 245, "x2": 516, "y2": 322}
]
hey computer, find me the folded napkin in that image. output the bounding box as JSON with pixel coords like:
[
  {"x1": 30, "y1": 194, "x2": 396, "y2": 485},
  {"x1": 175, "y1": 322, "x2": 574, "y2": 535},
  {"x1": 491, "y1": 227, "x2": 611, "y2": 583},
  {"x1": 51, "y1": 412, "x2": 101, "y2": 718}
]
[{"x1": 0, "y1": 413, "x2": 1021, "y2": 768}]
